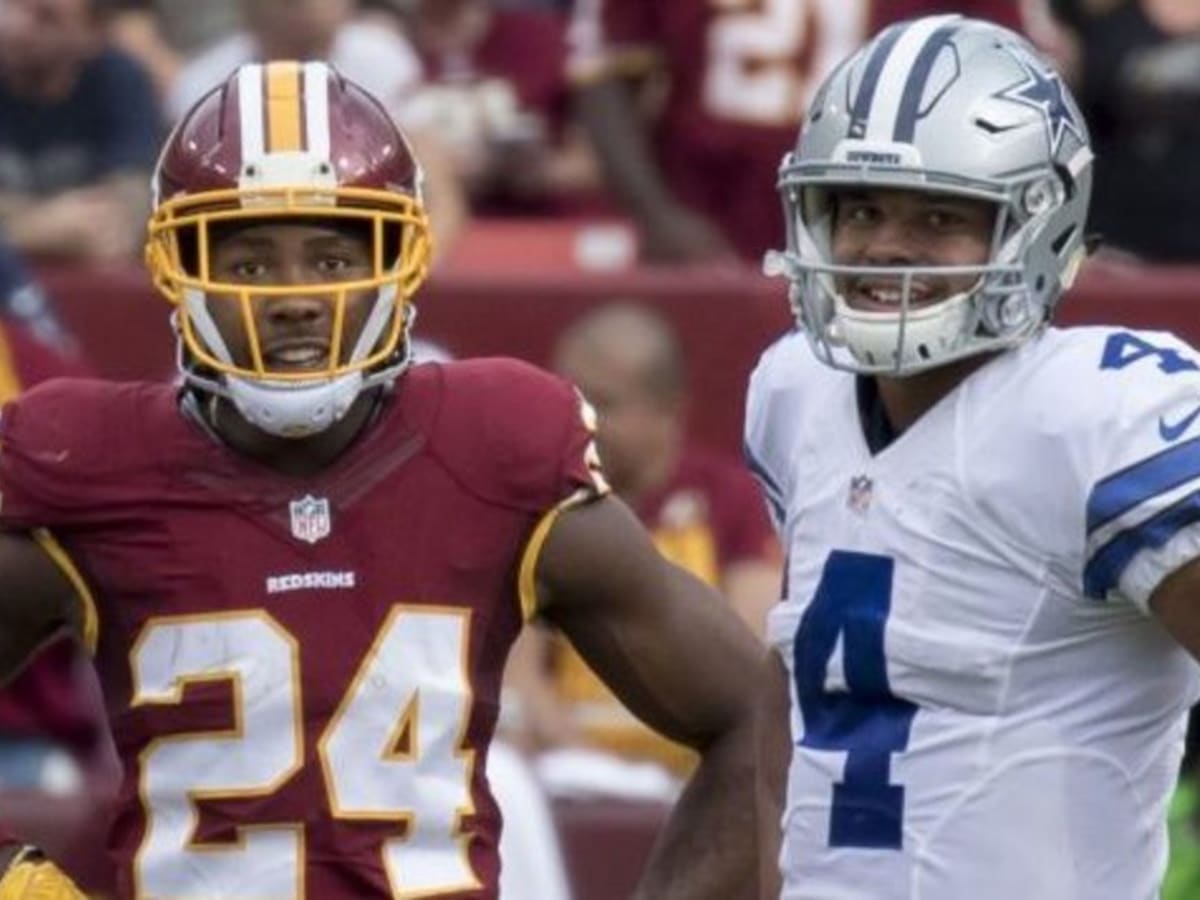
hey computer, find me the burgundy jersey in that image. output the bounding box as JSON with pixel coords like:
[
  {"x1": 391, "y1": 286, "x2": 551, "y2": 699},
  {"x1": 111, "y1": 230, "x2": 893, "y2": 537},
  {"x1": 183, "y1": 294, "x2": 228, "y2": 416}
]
[
  {"x1": 0, "y1": 359, "x2": 604, "y2": 900},
  {"x1": 570, "y1": 0, "x2": 1028, "y2": 261}
]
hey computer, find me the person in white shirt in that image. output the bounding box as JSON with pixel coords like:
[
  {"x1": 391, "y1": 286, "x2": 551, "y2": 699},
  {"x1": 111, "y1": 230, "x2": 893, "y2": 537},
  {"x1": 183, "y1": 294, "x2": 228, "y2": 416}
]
[
  {"x1": 751, "y1": 13, "x2": 1200, "y2": 899},
  {"x1": 167, "y1": 0, "x2": 422, "y2": 122}
]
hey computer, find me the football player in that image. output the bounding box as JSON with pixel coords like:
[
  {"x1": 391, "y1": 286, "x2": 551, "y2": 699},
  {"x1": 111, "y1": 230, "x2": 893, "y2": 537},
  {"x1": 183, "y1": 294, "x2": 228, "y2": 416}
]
[
  {"x1": 752, "y1": 14, "x2": 1200, "y2": 899},
  {"x1": 0, "y1": 61, "x2": 763, "y2": 899}
]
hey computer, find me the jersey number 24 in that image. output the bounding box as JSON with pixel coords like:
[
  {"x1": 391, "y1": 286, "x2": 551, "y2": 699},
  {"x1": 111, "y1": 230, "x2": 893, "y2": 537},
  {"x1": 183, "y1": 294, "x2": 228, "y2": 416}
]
[{"x1": 130, "y1": 607, "x2": 478, "y2": 899}]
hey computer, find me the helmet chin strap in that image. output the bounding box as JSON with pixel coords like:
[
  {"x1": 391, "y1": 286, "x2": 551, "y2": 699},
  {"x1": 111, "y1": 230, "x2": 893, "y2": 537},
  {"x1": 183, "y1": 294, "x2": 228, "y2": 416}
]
[
  {"x1": 224, "y1": 372, "x2": 365, "y2": 438},
  {"x1": 831, "y1": 289, "x2": 975, "y2": 374}
]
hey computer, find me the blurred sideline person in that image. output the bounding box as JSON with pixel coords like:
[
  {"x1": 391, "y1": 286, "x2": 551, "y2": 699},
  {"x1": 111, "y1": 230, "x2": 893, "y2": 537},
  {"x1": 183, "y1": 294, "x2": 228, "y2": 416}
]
[
  {"x1": 0, "y1": 60, "x2": 762, "y2": 899},
  {"x1": 0, "y1": 0, "x2": 160, "y2": 263},
  {"x1": 380, "y1": 0, "x2": 602, "y2": 217},
  {"x1": 507, "y1": 302, "x2": 779, "y2": 780},
  {"x1": 753, "y1": 14, "x2": 1200, "y2": 898},
  {"x1": 566, "y1": 0, "x2": 1027, "y2": 265},
  {"x1": 168, "y1": 0, "x2": 467, "y2": 258}
]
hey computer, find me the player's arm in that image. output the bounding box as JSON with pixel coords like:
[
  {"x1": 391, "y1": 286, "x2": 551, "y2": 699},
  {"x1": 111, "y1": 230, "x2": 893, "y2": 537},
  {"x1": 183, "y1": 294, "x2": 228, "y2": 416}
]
[
  {"x1": 756, "y1": 649, "x2": 788, "y2": 899},
  {"x1": 0, "y1": 531, "x2": 80, "y2": 682},
  {"x1": 0, "y1": 535, "x2": 92, "y2": 899},
  {"x1": 1147, "y1": 556, "x2": 1200, "y2": 660},
  {"x1": 535, "y1": 494, "x2": 763, "y2": 900}
]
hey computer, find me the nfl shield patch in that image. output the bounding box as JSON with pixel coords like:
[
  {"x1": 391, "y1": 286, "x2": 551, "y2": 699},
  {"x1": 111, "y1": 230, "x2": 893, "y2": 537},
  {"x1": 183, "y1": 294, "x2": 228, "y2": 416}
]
[
  {"x1": 847, "y1": 475, "x2": 873, "y2": 514},
  {"x1": 290, "y1": 495, "x2": 332, "y2": 544}
]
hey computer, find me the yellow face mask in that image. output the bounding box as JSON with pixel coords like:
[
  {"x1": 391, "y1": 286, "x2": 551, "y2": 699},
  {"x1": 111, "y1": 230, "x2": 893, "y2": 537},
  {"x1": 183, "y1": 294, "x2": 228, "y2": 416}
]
[{"x1": 145, "y1": 186, "x2": 433, "y2": 383}]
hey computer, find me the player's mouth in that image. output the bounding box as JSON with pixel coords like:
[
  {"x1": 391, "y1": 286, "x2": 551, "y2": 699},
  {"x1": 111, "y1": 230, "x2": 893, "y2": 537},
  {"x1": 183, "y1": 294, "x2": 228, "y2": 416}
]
[
  {"x1": 845, "y1": 278, "x2": 940, "y2": 312},
  {"x1": 262, "y1": 340, "x2": 332, "y2": 372}
]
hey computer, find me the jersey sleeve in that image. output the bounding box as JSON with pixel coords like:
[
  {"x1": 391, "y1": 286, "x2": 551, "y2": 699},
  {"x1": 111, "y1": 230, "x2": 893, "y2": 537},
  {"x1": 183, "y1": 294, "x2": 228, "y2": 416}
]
[
  {"x1": 0, "y1": 380, "x2": 157, "y2": 530},
  {"x1": 431, "y1": 358, "x2": 610, "y2": 515},
  {"x1": 1079, "y1": 330, "x2": 1200, "y2": 613}
]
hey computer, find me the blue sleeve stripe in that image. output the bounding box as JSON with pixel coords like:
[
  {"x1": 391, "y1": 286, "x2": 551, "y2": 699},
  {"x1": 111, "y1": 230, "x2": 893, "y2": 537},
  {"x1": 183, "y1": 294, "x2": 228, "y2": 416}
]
[
  {"x1": 1086, "y1": 436, "x2": 1200, "y2": 535},
  {"x1": 1083, "y1": 488, "x2": 1200, "y2": 599},
  {"x1": 743, "y1": 441, "x2": 786, "y2": 525}
]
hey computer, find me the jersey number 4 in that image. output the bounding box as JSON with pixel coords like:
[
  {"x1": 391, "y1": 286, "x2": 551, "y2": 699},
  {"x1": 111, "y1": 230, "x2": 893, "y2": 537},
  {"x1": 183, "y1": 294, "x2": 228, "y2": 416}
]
[
  {"x1": 794, "y1": 550, "x2": 917, "y2": 849},
  {"x1": 130, "y1": 607, "x2": 479, "y2": 899}
]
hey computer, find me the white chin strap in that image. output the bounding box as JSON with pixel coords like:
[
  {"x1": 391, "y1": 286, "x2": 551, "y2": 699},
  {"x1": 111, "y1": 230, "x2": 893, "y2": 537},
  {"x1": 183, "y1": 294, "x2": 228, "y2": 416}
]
[
  {"x1": 832, "y1": 291, "x2": 973, "y2": 373},
  {"x1": 226, "y1": 372, "x2": 365, "y2": 438}
]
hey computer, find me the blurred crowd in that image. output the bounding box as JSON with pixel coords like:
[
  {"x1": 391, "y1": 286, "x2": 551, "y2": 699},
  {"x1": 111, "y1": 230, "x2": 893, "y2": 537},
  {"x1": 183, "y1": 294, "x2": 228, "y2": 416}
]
[
  {"x1": 1, "y1": 0, "x2": 1199, "y2": 897},
  {"x1": 0, "y1": 0, "x2": 1196, "y2": 273}
]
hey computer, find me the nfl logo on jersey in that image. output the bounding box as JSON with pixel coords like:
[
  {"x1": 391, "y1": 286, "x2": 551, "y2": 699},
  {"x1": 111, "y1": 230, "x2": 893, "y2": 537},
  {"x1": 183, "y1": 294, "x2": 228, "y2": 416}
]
[
  {"x1": 289, "y1": 495, "x2": 331, "y2": 544},
  {"x1": 847, "y1": 475, "x2": 873, "y2": 514}
]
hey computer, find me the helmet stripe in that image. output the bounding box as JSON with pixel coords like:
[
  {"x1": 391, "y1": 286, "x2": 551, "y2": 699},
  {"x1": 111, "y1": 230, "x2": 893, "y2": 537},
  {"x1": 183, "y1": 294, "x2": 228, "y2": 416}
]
[
  {"x1": 847, "y1": 24, "x2": 904, "y2": 140},
  {"x1": 861, "y1": 14, "x2": 961, "y2": 141},
  {"x1": 302, "y1": 62, "x2": 331, "y2": 159},
  {"x1": 892, "y1": 23, "x2": 961, "y2": 142},
  {"x1": 264, "y1": 61, "x2": 304, "y2": 153},
  {"x1": 237, "y1": 64, "x2": 265, "y2": 161}
]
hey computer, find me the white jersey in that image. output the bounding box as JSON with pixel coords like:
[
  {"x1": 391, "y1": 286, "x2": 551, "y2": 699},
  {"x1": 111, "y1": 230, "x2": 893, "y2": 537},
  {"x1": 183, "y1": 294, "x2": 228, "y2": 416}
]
[{"x1": 746, "y1": 326, "x2": 1200, "y2": 900}]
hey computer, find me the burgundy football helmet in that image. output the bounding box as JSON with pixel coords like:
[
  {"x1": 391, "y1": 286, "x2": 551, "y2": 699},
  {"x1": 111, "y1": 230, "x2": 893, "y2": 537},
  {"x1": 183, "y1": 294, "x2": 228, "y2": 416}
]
[{"x1": 145, "y1": 60, "x2": 433, "y2": 437}]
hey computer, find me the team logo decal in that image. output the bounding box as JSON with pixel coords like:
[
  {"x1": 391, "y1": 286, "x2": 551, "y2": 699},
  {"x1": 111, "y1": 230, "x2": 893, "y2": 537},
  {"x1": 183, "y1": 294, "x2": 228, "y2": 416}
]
[
  {"x1": 289, "y1": 495, "x2": 332, "y2": 544},
  {"x1": 848, "y1": 475, "x2": 874, "y2": 514},
  {"x1": 995, "y1": 45, "x2": 1084, "y2": 154}
]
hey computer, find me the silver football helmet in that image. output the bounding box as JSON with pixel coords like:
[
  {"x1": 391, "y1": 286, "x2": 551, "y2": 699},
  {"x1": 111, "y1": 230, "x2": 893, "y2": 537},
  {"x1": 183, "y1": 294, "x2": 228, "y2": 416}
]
[{"x1": 764, "y1": 14, "x2": 1094, "y2": 375}]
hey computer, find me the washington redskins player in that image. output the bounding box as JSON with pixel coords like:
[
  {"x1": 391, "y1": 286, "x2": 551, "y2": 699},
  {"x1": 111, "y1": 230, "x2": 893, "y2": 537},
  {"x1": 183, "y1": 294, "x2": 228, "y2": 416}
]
[{"x1": 0, "y1": 61, "x2": 763, "y2": 898}]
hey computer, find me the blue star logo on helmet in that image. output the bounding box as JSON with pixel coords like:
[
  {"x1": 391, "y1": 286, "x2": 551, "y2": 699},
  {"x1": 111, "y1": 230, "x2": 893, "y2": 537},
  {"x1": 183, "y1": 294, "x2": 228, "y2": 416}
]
[{"x1": 996, "y1": 46, "x2": 1084, "y2": 154}]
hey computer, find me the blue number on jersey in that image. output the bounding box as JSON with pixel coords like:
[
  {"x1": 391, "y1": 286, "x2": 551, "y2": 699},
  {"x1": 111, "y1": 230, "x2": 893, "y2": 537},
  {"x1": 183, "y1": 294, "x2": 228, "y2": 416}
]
[
  {"x1": 1100, "y1": 332, "x2": 1199, "y2": 374},
  {"x1": 794, "y1": 550, "x2": 917, "y2": 849}
]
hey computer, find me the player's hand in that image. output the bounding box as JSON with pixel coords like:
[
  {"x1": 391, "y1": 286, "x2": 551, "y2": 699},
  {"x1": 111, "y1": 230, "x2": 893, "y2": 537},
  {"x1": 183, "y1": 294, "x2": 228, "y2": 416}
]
[{"x1": 0, "y1": 847, "x2": 87, "y2": 900}]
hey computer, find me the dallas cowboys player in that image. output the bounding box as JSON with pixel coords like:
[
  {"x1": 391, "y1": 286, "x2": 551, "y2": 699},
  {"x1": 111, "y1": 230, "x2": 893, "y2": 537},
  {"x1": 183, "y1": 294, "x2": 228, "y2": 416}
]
[{"x1": 751, "y1": 14, "x2": 1200, "y2": 899}]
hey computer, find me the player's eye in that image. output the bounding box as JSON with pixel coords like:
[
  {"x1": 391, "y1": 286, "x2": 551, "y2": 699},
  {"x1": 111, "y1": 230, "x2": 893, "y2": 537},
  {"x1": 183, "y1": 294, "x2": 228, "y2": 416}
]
[
  {"x1": 926, "y1": 209, "x2": 965, "y2": 229},
  {"x1": 316, "y1": 256, "x2": 353, "y2": 274},
  {"x1": 842, "y1": 203, "x2": 877, "y2": 225},
  {"x1": 226, "y1": 259, "x2": 270, "y2": 280}
]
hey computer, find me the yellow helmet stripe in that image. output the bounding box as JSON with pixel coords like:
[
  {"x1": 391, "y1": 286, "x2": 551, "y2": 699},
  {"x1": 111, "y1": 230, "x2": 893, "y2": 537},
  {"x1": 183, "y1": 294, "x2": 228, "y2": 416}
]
[{"x1": 264, "y1": 61, "x2": 305, "y2": 153}]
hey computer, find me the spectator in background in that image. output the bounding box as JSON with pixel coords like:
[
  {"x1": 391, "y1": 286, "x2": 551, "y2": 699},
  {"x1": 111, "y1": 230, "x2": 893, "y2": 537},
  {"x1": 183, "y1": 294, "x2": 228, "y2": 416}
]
[
  {"x1": 568, "y1": 0, "x2": 1028, "y2": 265},
  {"x1": 506, "y1": 302, "x2": 780, "y2": 779},
  {"x1": 0, "y1": 0, "x2": 160, "y2": 263},
  {"x1": 167, "y1": 0, "x2": 422, "y2": 121},
  {"x1": 108, "y1": 0, "x2": 243, "y2": 101},
  {"x1": 1037, "y1": 0, "x2": 1200, "y2": 262},
  {"x1": 376, "y1": 0, "x2": 602, "y2": 216},
  {"x1": 168, "y1": 0, "x2": 469, "y2": 257}
]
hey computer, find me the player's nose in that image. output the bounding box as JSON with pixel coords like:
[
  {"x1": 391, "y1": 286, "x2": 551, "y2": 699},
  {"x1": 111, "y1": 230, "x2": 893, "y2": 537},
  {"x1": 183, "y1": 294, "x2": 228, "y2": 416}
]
[
  {"x1": 260, "y1": 290, "x2": 333, "y2": 328},
  {"x1": 861, "y1": 217, "x2": 920, "y2": 265}
]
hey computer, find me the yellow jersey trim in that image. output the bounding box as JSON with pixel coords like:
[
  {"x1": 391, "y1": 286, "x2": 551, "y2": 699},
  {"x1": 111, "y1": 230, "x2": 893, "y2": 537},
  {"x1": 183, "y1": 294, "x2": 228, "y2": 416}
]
[
  {"x1": 517, "y1": 489, "x2": 600, "y2": 622},
  {"x1": 32, "y1": 529, "x2": 99, "y2": 655},
  {"x1": 0, "y1": 326, "x2": 23, "y2": 405}
]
